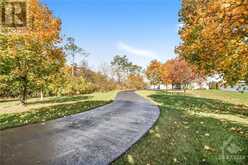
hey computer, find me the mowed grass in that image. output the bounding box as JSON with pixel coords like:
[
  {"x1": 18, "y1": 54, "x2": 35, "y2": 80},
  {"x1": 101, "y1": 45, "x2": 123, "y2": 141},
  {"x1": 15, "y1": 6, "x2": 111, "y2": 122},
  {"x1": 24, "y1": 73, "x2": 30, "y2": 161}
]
[
  {"x1": 187, "y1": 90, "x2": 248, "y2": 106},
  {"x1": 114, "y1": 90, "x2": 248, "y2": 165},
  {"x1": 0, "y1": 91, "x2": 118, "y2": 130}
]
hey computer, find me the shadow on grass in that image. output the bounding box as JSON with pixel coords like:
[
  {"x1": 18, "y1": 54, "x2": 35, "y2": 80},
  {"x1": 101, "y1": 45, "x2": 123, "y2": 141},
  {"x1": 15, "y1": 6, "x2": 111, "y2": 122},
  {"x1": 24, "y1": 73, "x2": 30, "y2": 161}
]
[
  {"x1": 0, "y1": 99, "x2": 19, "y2": 103},
  {"x1": 114, "y1": 92, "x2": 248, "y2": 165},
  {"x1": 149, "y1": 92, "x2": 248, "y2": 117},
  {"x1": 27, "y1": 95, "x2": 93, "y2": 105},
  {"x1": 0, "y1": 100, "x2": 111, "y2": 130}
]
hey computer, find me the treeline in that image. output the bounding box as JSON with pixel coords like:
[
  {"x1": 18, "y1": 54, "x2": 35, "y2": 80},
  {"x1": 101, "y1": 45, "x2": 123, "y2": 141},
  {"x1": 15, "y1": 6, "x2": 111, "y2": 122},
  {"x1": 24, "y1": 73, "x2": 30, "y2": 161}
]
[
  {"x1": 146, "y1": 58, "x2": 205, "y2": 91},
  {"x1": 110, "y1": 55, "x2": 146, "y2": 90},
  {"x1": 0, "y1": 0, "x2": 145, "y2": 104},
  {"x1": 148, "y1": 0, "x2": 248, "y2": 91}
]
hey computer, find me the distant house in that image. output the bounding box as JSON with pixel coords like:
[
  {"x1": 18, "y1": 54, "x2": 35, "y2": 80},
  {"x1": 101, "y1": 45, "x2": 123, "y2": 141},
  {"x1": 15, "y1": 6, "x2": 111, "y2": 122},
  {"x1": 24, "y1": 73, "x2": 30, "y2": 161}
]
[
  {"x1": 148, "y1": 76, "x2": 248, "y2": 92},
  {"x1": 190, "y1": 78, "x2": 209, "y2": 90},
  {"x1": 220, "y1": 81, "x2": 248, "y2": 93},
  {"x1": 149, "y1": 84, "x2": 171, "y2": 90},
  {"x1": 149, "y1": 79, "x2": 209, "y2": 90}
]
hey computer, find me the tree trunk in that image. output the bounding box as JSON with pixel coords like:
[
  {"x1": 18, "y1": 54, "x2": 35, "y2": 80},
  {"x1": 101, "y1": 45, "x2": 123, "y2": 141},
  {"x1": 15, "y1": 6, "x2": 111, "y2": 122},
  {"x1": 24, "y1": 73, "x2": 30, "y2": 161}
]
[
  {"x1": 72, "y1": 54, "x2": 75, "y2": 76},
  {"x1": 117, "y1": 72, "x2": 122, "y2": 85},
  {"x1": 183, "y1": 84, "x2": 187, "y2": 93},
  {"x1": 71, "y1": 65, "x2": 75, "y2": 76},
  {"x1": 20, "y1": 78, "x2": 28, "y2": 105},
  {"x1": 40, "y1": 88, "x2": 44, "y2": 101}
]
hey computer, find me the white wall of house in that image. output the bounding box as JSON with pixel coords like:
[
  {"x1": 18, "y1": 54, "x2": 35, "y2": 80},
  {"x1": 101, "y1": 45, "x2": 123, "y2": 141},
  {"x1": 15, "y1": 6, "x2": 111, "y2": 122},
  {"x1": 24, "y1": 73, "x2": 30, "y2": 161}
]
[
  {"x1": 191, "y1": 82, "x2": 209, "y2": 90},
  {"x1": 220, "y1": 82, "x2": 248, "y2": 92},
  {"x1": 149, "y1": 82, "x2": 210, "y2": 90},
  {"x1": 149, "y1": 84, "x2": 173, "y2": 90}
]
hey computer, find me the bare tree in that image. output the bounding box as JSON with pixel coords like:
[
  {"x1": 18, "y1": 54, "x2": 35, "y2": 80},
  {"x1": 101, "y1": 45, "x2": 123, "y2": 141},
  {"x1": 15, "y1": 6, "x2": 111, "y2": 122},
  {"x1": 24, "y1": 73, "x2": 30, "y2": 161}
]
[{"x1": 64, "y1": 37, "x2": 89, "y2": 76}]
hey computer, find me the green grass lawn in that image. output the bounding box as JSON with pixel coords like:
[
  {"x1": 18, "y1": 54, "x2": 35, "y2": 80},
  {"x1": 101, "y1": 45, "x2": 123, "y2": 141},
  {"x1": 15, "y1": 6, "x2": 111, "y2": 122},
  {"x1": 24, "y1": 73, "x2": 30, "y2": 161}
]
[
  {"x1": 0, "y1": 91, "x2": 118, "y2": 130},
  {"x1": 187, "y1": 90, "x2": 248, "y2": 106},
  {"x1": 114, "y1": 90, "x2": 248, "y2": 165}
]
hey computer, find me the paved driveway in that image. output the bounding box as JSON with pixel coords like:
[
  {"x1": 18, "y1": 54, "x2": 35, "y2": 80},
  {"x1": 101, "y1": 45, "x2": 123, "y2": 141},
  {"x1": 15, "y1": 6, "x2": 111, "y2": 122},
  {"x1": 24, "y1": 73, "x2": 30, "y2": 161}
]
[{"x1": 0, "y1": 91, "x2": 160, "y2": 165}]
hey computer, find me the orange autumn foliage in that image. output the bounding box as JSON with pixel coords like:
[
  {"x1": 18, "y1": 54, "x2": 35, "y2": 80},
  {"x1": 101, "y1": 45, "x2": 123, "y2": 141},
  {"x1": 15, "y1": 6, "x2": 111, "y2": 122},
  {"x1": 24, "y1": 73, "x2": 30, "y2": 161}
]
[
  {"x1": 177, "y1": 0, "x2": 248, "y2": 85},
  {"x1": 161, "y1": 58, "x2": 195, "y2": 87},
  {"x1": 0, "y1": 0, "x2": 63, "y2": 104},
  {"x1": 126, "y1": 74, "x2": 145, "y2": 90},
  {"x1": 145, "y1": 60, "x2": 162, "y2": 86}
]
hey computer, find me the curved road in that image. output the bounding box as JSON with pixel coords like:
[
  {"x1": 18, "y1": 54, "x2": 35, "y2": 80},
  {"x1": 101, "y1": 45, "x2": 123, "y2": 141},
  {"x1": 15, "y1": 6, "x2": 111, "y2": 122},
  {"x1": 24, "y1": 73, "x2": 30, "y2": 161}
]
[{"x1": 0, "y1": 91, "x2": 160, "y2": 165}]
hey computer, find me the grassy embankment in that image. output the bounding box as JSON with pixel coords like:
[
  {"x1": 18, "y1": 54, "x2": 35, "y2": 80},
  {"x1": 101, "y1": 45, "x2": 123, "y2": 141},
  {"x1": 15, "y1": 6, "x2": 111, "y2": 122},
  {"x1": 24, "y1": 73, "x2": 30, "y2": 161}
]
[
  {"x1": 0, "y1": 91, "x2": 118, "y2": 130},
  {"x1": 114, "y1": 90, "x2": 248, "y2": 165}
]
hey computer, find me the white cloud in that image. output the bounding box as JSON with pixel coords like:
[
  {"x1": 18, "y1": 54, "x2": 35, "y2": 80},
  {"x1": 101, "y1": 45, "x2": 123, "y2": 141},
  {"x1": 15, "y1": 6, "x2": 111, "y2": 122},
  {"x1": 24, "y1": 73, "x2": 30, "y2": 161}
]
[{"x1": 117, "y1": 41, "x2": 157, "y2": 59}]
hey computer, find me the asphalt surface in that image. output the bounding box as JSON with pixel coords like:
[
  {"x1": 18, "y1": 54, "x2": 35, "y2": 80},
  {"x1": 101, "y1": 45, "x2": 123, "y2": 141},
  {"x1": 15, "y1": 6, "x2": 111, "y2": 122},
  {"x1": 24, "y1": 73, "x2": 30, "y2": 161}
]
[{"x1": 0, "y1": 91, "x2": 160, "y2": 165}]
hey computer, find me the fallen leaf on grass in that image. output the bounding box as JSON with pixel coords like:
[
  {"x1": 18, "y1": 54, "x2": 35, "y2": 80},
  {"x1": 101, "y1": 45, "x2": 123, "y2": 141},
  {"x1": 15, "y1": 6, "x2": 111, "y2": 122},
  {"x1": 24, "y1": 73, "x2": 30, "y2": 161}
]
[
  {"x1": 205, "y1": 133, "x2": 210, "y2": 137},
  {"x1": 230, "y1": 127, "x2": 245, "y2": 135},
  {"x1": 149, "y1": 129, "x2": 155, "y2": 134},
  {"x1": 204, "y1": 145, "x2": 215, "y2": 152},
  {"x1": 183, "y1": 121, "x2": 188, "y2": 125},
  {"x1": 155, "y1": 133, "x2": 161, "y2": 138},
  {"x1": 127, "y1": 155, "x2": 135, "y2": 165}
]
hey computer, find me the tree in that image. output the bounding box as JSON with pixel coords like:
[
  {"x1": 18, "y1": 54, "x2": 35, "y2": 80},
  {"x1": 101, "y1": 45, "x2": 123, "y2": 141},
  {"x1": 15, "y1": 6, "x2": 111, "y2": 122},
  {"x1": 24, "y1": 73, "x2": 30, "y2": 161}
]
[
  {"x1": 160, "y1": 58, "x2": 195, "y2": 91},
  {"x1": 98, "y1": 62, "x2": 113, "y2": 78},
  {"x1": 111, "y1": 55, "x2": 130, "y2": 84},
  {"x1": 160, "y1": 60, "x2": 174, "y2": 90},
  {"x1": 177, "y1": 0, "x2": 248, "y2": 85},
  {"x1": 90, "y1": 71, "x2": 117, "y2": 92},
  {"x1": 48, "y1": 65, "x2": 92, "y2": 96},
  {"x1": 0, "y1": 0, "x2": 63, "y2": 104},
  {"x1": 126, "y1": 74, "x2": 146, "y2": 90},
  {"x1": 35, "y1": 48, "x2": 65, "y2": 100},
  {"x1": 146, "y1": 60, "x2": 162, "y2": 88},
  {"x1": 64, "y1": 37, "x2": 88, "y2": 76},
  {"x1": 110, "y1": 55, "x2": 144, "y2": 88},
  {"x1": 128, "y1": 64, "x2": 142, "y2": 75},
  {"x1": 64, "y1": 64, "x2": 117, "y2": 93},
  {"x1": 111, "y1": 55, "x2": 139, "y2": 84},
  {"x1": 172, "y1": 58, "x2": 195, "y2": 91}
]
